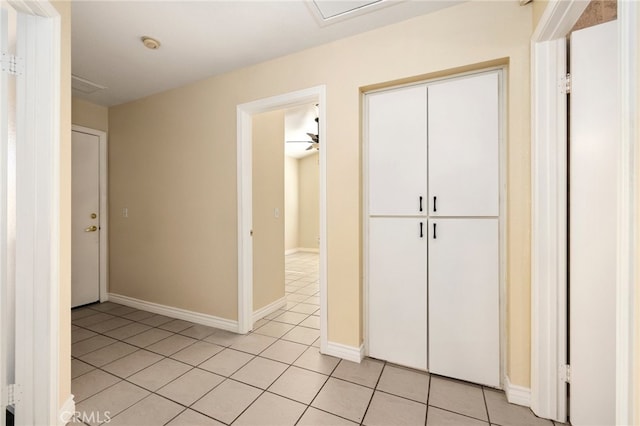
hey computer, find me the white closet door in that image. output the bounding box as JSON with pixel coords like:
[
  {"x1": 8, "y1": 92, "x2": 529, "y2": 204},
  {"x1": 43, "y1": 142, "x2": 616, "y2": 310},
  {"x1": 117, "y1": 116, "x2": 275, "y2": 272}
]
[
  {"x1": 428, "y1": 73, "x2": 499, "y2": 217},
  {"x1": 428, "y1": 218, "x2": 499, "y2": 386},
  {"x1": 367, "y1": 85, "x2": 427, "y2": 216},
  {"x1": 569, "y1": 20, "x2": 618, "y2": 426},
  {"x1": 369, "y1": 217, "x2": 427, "y2": 370}
]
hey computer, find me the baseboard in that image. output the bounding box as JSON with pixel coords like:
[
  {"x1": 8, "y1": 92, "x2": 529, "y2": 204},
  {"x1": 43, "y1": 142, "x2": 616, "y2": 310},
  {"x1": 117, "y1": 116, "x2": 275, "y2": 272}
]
[
  {"x1": 324, "y1": 341, "x2": 364, "y2": 363},
  {"x1": 108, "y1": 293, "x2": 239, "y2": 332},
  {"x1": 253, "y1": 296, "x2": 286, "y2": 323},
  {"x1": 504, "y1": 376, "x2": 531, "y2": 407},
  {"x1": 298, "y1": 247, "x2": 319, "y2": 253},
  {"x1": 58, "y1": 394, "x2": 75, "y2": 425},
  {"x1": 284, "y1": 247, "x2": 320, "y2": 255}
]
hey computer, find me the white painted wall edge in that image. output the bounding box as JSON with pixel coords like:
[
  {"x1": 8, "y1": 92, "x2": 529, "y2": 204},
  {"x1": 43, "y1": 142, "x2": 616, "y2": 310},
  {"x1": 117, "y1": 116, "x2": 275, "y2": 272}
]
[
  {"x1": 107, "y1": 293, "x2": 239, "y2": 333},
  {"x1": 57, "y1": 395, "x2": 75, "y2": 426},
  {"x1": 284, "y1": 248, "x2": 319, "y2": 255},
  {"x1": 324, "y1": 341, "x2": 364, "y2": 363},
  {"x1": 505, "y1": 376, "x2": 531, "y2": 408},
  {"x1": 253, "y1": 296, "x2": 286, "y2": 324}
]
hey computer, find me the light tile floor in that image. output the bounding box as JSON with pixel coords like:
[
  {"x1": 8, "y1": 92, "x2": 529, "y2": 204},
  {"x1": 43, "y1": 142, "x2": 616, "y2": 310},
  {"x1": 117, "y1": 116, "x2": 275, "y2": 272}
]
[{"x1": 70, "y1": 252, "x2": 561, "y2": 425}]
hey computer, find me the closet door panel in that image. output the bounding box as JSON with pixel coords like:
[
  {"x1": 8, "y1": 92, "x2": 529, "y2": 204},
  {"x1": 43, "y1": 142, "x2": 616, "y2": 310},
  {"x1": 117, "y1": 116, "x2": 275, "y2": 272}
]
[
  {"x1": 368, "y1": 217, "x2": 427, "y2": 370},
  {"x1": 428, "y1": 73, "x2": 499, "y2": 217},
  {"x1": 428, "y1": 218, "x2": 499, "y2": 386},
  {"x1": 367, "y1": 85, "x2": 427, "y2": 216}
]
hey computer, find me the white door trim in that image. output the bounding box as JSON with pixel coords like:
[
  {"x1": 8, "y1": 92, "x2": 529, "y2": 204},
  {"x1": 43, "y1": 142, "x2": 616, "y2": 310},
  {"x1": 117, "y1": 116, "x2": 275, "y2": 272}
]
[
  {"x1": 72, "y1": 125, "x2": 108, "y2": 304},
  {"x1": 530, "y1": 1, "x2": 638, "y2": 422},
  {"x1": 0, "y1": 6, "x2": 10, "y2": 426},
  {"x1": 10, "y1": 0, "x2": 62, "y2": 424},
  {"x1": 616, "y1": 1, "x2": 638, "y2": 423},
  {"x1": 236, "y1": 85, "x2": 328, "y2": 353}
]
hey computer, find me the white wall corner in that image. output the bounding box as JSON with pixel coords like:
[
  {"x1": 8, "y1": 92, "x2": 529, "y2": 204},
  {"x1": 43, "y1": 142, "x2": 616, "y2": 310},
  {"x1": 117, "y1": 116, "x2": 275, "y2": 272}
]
[
  {"x1": 58, "y1": 394, "x2": 75, "y2": 426},
  {"x1": 505, "y1": 376, "x2": 531, "y2": 408},
  {"x1": 107, "y1": 293, "x2": 240, "y2": 333},
  {"x1": 253, "y1": 296, "x2": 287, "y2": 324},
  {"x1": 324, "y1": 341, "x2": 364, "y2": 363}
]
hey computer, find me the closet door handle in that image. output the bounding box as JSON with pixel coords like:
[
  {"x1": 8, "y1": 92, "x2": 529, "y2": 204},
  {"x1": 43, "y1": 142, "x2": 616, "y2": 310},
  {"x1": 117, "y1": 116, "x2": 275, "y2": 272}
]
[
  {"x1": 433, "y1": 196, "x2": 437, "y2": 212},
  {"x1": 433, "y1": 223, "x2": 437, "y2": 239},
  {"x1": 419, "y1": 196, "x2": 423, "y2": 212},
  {"x1": 419, "y1": 222, "x2": 424, "y2": 238}
]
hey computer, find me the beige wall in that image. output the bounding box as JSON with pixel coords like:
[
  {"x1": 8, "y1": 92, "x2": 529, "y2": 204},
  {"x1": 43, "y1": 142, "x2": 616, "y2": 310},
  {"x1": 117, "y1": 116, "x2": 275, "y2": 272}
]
[
  {"x1": 635, "y1": 4, "x2": 640, "y2": 421},
  {"x1": 53, "y1": 0, "x2": 71, "y2": 409},
  {"x1": 72, "y1": 97, "x2": 108, "y2": 132},
  {"x1": 284, "y1": 156, "x2": 299, "y2": 251},
  {"x1": 109, "y1": 1, "x2": 533, "y2": 386},
  {"x1": 298, "y1": 153, "x2": 319, "y2": 249},
  {"x1": 252, "y1": 110, "x2": 285, "y2": 311},
  {"x1": 532, "y1": 0, "x2": 549, "y2": 29}
]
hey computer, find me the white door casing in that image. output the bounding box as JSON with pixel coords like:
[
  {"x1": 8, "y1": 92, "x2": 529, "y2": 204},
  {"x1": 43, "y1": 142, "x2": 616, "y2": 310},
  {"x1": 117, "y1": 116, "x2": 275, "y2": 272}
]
[
  {"x1": 368, "y1": 217, "x2": 427, "y2": 370},
  {"x1": 428, "y1": 72, "x2": 499, "y2": 217},
  {"x1": 237, "y1": 86, "x2": 328, "y2": 356},
  {"x1": 0, "y1": 6, "x2": 9, "y2": 424},
  {"x1": 531, "y1": 1, "x2": 637, "y2": 423},
  {"x1": 71, "y1": 130, "x2": 100, "y2": 307},
  {"x1": 428, "y1": 218, "x2": 500, "y2": 387},
  {"x1": 569, "y1": 20, "x2": 618, "y2": 426},
  {"x1": 11, "y1": 1, "x2": 62, "y2": 424},
  {"x1": 367, "y1": 85, "x2": 427, "y2": 216}
]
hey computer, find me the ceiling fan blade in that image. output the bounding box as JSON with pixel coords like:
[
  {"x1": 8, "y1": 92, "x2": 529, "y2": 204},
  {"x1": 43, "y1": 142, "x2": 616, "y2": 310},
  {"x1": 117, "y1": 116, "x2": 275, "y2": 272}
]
[
  {"x1": 286, "y1": 140, "x2": 312, "y2": 143},
  {"x1": 306, "y1": 133, "x2": 319, "y2": 143}
]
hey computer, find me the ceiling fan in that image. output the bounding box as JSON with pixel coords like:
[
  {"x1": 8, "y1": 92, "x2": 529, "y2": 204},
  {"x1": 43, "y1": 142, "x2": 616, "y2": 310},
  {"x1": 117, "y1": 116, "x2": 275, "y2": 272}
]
[{"x1": 286, "y1": 116, "x2": 320, "y2": 151}]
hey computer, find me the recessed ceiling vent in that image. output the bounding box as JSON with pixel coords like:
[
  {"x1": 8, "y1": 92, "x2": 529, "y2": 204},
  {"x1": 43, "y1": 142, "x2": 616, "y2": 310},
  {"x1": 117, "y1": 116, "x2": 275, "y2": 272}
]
[
  {"x1": 72, "y1": 74, "x2": 107, "y2": 94},
  {"x1": 310, "y1": 0, "x2": 392, "y2": 25}
]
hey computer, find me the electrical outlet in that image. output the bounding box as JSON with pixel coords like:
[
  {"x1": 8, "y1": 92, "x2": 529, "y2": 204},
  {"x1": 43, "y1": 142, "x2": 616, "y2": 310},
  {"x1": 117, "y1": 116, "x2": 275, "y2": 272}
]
[{"x1": 122, "y1": 207, "x2": 128, "y2": 218}]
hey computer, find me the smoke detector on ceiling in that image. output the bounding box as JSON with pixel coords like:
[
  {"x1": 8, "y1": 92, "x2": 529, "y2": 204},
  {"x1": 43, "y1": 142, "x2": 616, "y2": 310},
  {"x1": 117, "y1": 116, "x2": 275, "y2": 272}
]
[{"x1": 141, "y1": 36, "x2": 161, "y2": 50}]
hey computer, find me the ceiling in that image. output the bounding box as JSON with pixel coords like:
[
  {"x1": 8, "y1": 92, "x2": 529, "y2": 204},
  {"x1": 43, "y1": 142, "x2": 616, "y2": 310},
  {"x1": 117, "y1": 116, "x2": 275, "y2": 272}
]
[
  {"x1": 71, "y1": 0, "x2": 462, "y2": 107},
  {"x1": 285, "y1": 103, "x2": 318, "y2": 159}
]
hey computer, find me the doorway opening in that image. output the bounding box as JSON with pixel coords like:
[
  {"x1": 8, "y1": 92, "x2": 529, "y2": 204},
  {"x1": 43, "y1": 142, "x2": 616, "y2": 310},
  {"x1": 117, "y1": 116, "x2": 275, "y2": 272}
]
[
  {"x1": 236, "y1": 86, "x2": 327, "y2": 353},
  {"x1": 282, "y1": 103, "x2": 321, "y2": 331}
]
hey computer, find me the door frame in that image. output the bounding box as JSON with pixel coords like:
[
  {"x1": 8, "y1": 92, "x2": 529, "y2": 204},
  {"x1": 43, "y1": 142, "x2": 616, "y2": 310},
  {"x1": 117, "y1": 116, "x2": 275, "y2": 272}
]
[
  {"x1": 530, "y1": 1, "x2": 638, "y2": 422},
  {"x1": 6, "y1": 0, "x2": 62, "y2": 424},
  {"x1": 236, "y1": 85, "x2": 328, "y2": 352},
  {"x1": 72, "y1": 125, "x2": 109, "y2": 304}
]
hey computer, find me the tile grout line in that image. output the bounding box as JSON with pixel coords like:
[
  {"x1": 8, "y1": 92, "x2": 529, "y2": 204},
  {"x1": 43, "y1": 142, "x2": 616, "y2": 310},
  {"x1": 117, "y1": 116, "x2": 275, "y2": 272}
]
[
  {"x1": 424, "y1": 371, "x2": 432, "y2": 426},
  {"x1": 358, "y1": 360, "x2": 387, "y2": 425}
]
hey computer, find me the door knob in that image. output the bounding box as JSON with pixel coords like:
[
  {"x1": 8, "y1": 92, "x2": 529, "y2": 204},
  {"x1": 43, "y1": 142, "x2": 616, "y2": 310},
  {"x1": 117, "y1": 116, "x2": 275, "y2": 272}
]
[{"x1": 85, "y1": 225, "x2": 98, "y2": 232}]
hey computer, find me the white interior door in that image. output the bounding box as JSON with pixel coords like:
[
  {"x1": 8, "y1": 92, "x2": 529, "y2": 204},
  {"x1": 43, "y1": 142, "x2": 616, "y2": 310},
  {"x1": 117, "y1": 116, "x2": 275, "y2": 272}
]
[
  {"x1": 367, "y1": 85, "x2": 427, "y2": 216},
  {"x1": 428, "y1": 72, "x2": 499, "y2": 217},
  {"x1": 368, "y1": 217, "x2": 427, "y2": 370},
  {"x1": 428, "y1": 218, "x2": 499, "y2": 387},
  {"x1": 569, "y1": 20, "x2": 618, "y2": 426},
  {"x1": 72, "y1": 130, "x2": 100, "y2": 307}
]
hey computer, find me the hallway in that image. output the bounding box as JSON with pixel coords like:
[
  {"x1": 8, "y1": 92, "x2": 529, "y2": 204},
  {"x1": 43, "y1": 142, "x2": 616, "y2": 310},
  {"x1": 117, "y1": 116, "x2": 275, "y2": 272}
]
[{"x1": 70, "y1": 252, "x2": 555, "y2": 425}]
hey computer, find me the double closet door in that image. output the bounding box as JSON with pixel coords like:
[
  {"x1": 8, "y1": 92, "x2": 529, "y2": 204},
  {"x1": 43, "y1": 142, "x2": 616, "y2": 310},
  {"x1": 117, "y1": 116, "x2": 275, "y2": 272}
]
[{"x1": 366, "y1": 71, "x2": 500, "y2": 387}]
